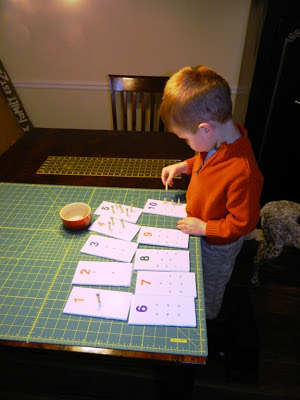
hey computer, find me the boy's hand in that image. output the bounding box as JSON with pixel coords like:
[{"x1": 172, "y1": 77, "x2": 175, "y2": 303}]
[
  {"x1": 177, "y1": 217, "x2": 207, "y2": 236},
  {"x1": 161, "y1": 161, "x2": 188, "y2": 187}
]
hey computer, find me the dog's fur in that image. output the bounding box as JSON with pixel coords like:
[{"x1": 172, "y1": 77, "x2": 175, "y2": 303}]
[{"x1": 250, "y1": 200, "x2": 300, "y2": 286}]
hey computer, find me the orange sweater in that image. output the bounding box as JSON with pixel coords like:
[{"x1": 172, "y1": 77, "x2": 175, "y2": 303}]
[{"x1": 185, "y1": 124, "x2": 263, "y2": 245}]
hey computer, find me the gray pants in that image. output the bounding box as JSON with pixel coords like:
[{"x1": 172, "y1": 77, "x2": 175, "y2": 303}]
[{"x1": 201, "y1": 236, "x2": 244, "y2": 319}]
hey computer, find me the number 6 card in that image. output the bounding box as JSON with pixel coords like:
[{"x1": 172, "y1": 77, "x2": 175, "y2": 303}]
[{"x1": 128, "y1": 294, "x2": 196, "y2": 327}]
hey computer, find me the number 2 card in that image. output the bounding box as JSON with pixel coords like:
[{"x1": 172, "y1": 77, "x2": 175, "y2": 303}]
[{"x1": 72, "y1": 261, "x2": 133, "y2": 287}]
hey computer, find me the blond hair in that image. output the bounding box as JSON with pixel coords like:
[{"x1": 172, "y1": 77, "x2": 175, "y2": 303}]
[{"x1": 160, "y1": 66, "x2": 232, "y2": 132}]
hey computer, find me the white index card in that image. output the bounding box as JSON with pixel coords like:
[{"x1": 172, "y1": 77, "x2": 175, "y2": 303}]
[
  {"x1": 72, "y1": 261, "x2": 133, "y2": 286},
  {"x1": 63, "y1": 287, "x2": 132, "y2": 321},
  {"x1": 89, "y1": 216, "x2": 140, "y2": 241},
  {"x1": 137, "y1": 226, "x2": 189, "y2": 249},
  {"x1": 143, "y1": 199, "x2": 187, "y2": 218},
  {"x1": 128, "y1": 295, "x2": 196, "y2": 327},
  {"x1": 134, "y1": 249, "x2": 190, "y2": 272},
  {"x1": 81, "y1": 234, "x2": 138, "y2": 262},
  {"x1": 94, "y1": 201, "x2": 142, "y2": 223},
  {"x1": 135, "y1": 271, "x2": 197, "y2": 297}
]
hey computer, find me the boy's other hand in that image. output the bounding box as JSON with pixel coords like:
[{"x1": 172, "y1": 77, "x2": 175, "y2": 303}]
[{"x1": 177, "y1": 217, "x2": 207, "y2": 236}]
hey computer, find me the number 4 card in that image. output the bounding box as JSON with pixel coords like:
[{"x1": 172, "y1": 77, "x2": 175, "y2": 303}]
[
  {"x1": 128, "y1": 294, "x2": 196, "y2": 327},
  {"x1": 63, "y1": 286, "x2": 132, "y2": 321}
]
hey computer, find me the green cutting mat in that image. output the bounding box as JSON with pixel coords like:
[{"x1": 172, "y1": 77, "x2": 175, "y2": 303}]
[
  {"x1": 0, "y1": 183, "x2": 207, "y2": 357},
  {"x1": 36, "y1": 156, "x2": 182, "y2": 178}
]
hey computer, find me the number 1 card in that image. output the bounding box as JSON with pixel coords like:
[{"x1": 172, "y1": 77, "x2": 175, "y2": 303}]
[{"x1": 63, "y1": 286, "x2": 132, "y2": 321}]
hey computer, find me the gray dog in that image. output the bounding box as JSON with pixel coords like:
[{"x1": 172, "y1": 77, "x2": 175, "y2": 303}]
[{"x1": 251, "y1": 200, "x2": 300, "y2": 286}]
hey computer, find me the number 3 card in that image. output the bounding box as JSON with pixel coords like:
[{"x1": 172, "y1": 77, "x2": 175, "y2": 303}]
[
  {"x1": 128, "y1": 294, "x2": 196, "y2": 327},
  {"x1": 81, "y1": 234, "x2": 138, "y2": 262},
  {"x1": 137, "y1": 226, "x2": 189, "y2": 249}
]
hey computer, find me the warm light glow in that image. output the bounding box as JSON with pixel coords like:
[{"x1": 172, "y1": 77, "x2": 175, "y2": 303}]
[{"x1": 62, "y1": 0, "x2": 82, "y2": 5}]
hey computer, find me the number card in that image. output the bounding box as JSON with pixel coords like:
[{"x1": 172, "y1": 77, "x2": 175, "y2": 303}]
[
  {"x1": 133, "y1": 249, "x2": 190, "y2": 272},
  {"x1": 81, "y1": 234, "x2": 138, "y2": 262},
  {"x1": 63, "y1": 287, "x2": 132, "y2": 321},
  {"x1": 94, "y1": 201, "x2": 142, "y2": 223},
  {"x1": 135, "y1": 271, "x2": 197, "y2": 297},
  {"x1": 137, "y1": 226, "x2": 189, "y2": 249},
  {"x1": 143, "y1": 199, "x2": 187, "y2": 218},
  {"x1": 72, "y1": 261, "x2": 133, "y2": 287},
  {"x1": 89, "y1": 216, "x2": 140, "y2": 241},
  {"x1": 128, "y1": 294, "x2": 196, "y2": 327}
]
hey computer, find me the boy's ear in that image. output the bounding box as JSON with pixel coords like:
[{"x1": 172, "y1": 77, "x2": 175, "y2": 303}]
[{"x1": 198, "y1": 122, "x2": 213, "y2": 136}]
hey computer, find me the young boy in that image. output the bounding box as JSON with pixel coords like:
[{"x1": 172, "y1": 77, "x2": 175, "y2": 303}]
[{"x1": 160, "y1": 65, "x2": 263, "y2": 320}]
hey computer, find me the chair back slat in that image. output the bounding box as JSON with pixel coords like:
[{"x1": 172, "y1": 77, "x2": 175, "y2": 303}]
[{"x1": 108, "y1": 75, "x2": 168, "y2": 131}]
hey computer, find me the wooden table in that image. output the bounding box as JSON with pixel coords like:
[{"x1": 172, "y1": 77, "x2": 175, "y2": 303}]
[
  {"x1": 0, "y1": 128, "x2": 194, "y2": 188},
  {"x1": 0, "y1": 128, "x2": 205, "y2": 399}
]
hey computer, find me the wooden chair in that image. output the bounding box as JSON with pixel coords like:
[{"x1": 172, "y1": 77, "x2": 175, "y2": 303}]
[{"x1": 108, "y1": 75, "x2": 169, "y2": 131}]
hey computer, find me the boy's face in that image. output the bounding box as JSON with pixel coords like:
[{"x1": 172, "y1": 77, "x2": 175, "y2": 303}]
[{"x1": 171, "y1": 124, "x2": 215, "y2": 152}]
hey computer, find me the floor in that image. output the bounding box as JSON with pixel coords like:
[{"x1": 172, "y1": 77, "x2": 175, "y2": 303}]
[{"x1": 191, "y1": 239, "x2": 300, "y2": 399}]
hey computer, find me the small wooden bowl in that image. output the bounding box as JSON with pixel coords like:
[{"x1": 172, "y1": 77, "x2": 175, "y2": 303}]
[{"x1": 60, "y1": 202, "x2": 91, "y2": 231}]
